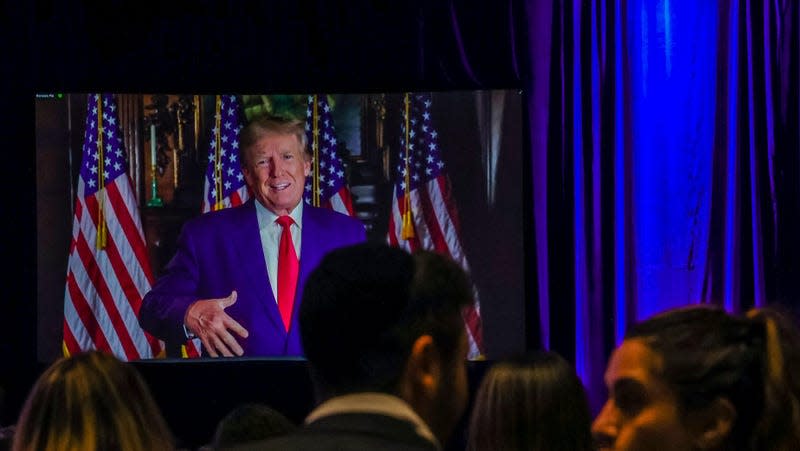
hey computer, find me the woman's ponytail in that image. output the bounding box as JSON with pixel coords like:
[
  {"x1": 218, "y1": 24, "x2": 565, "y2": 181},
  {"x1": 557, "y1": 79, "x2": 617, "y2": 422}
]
[{"x1": 747, "y1": 308, "x2": 800, "y2": 451}]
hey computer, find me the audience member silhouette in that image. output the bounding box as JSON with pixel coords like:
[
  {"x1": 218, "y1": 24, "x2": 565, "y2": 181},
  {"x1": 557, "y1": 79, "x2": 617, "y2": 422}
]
[
  {"x1": 228, "y1": 243, "x2": 474, "y2": 450},
  {"x1": 12, "y1": 350, "x2": 174, "y2": 451},
  {"x1": 211, "y1": 403, "x2": 295, "y2": 449},
  {"x1": 592, "y1": 305, "x2": 800, "y2": 451},
  {"x1": 466, "y1": 350, "x2": 592, "y2": 451}
]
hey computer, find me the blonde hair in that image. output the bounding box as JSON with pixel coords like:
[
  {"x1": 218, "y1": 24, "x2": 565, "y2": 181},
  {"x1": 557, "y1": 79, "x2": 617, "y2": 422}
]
[
  {"x1": 238, "y1": 115, "x2": 308, "y2": 166},
  {"x1": 12, "y1": 351, "x2": 174, "y2": 451}
]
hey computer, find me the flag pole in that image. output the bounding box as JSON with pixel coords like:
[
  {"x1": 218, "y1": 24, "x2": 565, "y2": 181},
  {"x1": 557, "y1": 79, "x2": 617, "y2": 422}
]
[
  {"x1": 401, "y1": 93, "x2": 415, "y2": 240},
  {"x1": 214, "y1": 96, "x2": 223, "y2": 211},
  {"x1": 96, "y1": 94, "x2": 107, "y2": 249},
  {"x1": 312, "y1": 95, "x2": 320, "y2": 207}
]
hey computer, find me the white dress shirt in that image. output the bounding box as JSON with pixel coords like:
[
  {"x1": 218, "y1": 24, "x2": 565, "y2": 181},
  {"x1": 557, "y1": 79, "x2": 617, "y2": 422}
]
[{"x1": 255, "y1": 201, "x2": 303, "y2": 303}]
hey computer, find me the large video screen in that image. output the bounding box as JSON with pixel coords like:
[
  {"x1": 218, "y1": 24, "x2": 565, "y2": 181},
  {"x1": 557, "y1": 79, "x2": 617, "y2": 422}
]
[{"x1": 35, "y1": 90, "x2": 526, "y2": 362}]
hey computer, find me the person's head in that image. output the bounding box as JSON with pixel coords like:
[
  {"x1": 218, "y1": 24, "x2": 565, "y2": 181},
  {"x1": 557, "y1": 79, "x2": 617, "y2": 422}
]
[
  {"x1": 239, "y1": 115, "x2": 310, "y2": 216},
  {"x1": 467, "y1": 351, "x2": 592, "y2": 451},
  {"x1": 592, "y1": 305, "x2": 800, "y2": 451},
  {"x1": 12, "y1": 350, "x2": 173, "y2": 451},
  {"x1": 300, "y1": 243, "x2": 473, "y2": 443},
  {"x1": 212, "y1": 403, "x2": 295, "y2": 449}
]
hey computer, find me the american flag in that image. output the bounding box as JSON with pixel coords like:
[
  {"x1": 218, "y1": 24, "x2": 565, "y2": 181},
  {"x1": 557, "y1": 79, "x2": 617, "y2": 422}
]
[
  {"x1": 63, "y1": 93, "x2": 163, "y2": 361},
  {"x1": 387, "y1": 93, "x2": 484, "y2": 358},
  {"x1": 304, "y1": 94, "x2": 355, "y2": 215},
  {"x1": 202, "y1": 95, "x2": 249, "y2": 213}
]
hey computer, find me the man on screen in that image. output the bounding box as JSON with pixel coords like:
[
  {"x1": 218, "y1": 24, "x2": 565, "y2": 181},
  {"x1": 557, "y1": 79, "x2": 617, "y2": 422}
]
[{"x1": 139, "y1": 116, "x2": 366, "y2": 357}]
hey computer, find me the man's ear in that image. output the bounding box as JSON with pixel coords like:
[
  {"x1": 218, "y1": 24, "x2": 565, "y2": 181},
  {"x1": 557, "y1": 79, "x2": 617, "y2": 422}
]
[
  {"x1": 406, "y1": 335, "x2": 441, "y2": 396},
  {"x1": 241, "y1": 165, "x2": 252, "y2": 183},
  {"x1": 303, "y1": 154, "x2": 312, "y2": 177},
  {"x1": 689, "y1": 397, "x2": 736, "y2": 450}
]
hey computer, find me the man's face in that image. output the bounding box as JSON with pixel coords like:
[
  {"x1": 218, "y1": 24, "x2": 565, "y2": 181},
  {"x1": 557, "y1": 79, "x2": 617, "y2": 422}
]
[
  {"x1": 241, "y1": 132, "x2": 310, "y2": 216},
  {"x1": 592, "y1": 338, "x2": 696, "y2": 451}
]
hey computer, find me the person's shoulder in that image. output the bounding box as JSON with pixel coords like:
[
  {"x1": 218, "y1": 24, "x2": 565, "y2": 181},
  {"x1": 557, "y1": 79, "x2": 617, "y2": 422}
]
[
  {"x1": 306, "y1": 206, "x2": 365, "y2": 229},
  {"x1": 184, "y1": 202, "x2": 254, "y2": 230},
  {"x1": 223, "y1": 430, "x2": 436, "y2": 451}
]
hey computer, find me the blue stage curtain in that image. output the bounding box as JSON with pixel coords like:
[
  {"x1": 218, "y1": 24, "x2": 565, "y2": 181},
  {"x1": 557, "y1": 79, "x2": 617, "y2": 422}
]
[{"x1": 519, "y1": 0, "x2": 800, "y2": 410}]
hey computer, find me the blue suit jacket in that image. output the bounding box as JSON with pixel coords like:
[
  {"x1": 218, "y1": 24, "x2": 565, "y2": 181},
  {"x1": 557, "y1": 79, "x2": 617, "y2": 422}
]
[{"x1": 139, "y1": 199, "x2": 366, "y2": 356}]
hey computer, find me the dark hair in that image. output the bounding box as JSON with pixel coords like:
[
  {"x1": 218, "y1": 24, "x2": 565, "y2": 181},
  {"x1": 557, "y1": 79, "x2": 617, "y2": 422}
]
[
  {"x1": 299, "y1": 243, "x2": 473, "y2": 397},
  {"x1": 467, "y1": 351, "x2": 592, "y2": 451},
  {"x1": 12, "y1": 351, "x2": 174, "y2": 451},
  {"x1": 627, "y1": 305, "x2": 800, "y2": 450},
  {"x1": 238, "y1": 115, "x2": 308, "y2": 166},
  {"x1": 212, "y1": 403, "x2": 295, "y2": 449}
]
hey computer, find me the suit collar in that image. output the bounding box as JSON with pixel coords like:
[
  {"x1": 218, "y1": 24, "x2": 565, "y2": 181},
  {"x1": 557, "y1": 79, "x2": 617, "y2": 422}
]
[
  {"x1": 255, "y1": 198, "x2": 304, "y2": 230},
  {"x1": 305, "y1": 393, "x2": 440, "y2": 449}
]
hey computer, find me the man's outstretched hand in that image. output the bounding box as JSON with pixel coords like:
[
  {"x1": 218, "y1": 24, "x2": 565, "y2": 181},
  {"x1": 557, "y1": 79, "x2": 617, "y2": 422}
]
[{"x1": 184, "y1": 290, "x2": 249, "y2": 357}]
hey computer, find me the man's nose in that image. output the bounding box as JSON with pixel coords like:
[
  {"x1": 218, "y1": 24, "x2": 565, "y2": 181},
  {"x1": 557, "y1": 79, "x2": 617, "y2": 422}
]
[
  {"x1": 269, "y1": 158, "x2": 283, "y2": 176},
  {"x1": 591, "y1": 400, "x2": 618, "y2": 447}
]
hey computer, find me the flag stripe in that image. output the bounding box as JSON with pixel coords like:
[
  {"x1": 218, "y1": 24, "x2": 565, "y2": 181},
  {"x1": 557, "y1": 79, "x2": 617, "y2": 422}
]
[
  {"x1": 62, "y1": 317, "x2": 81, "y2": 356},
  {"x1": 417, "y1": 181, "x2": 450, "y2": 254},
  {"x1": 85, "y1": 191, "x2": 144, "y2": 316},
  {"x1": 387, "y1": 204, "x2": 400, "y2": 247},
  {"x1": 105, "y1": 180, "x2": 154, "y2": 285},
  {"x1": 65, "y1": 271, "x2": 112, "y2": 354},
  {"x1": 325, "y1": 189, "x2": 354, "y2": 217},
  {"x1": 463, "y1": 304, "x2": 483, "y2": 353},
  {"x1": 436, "y1": 176, "x2": 463, "y2": 236},
  {"x1": 186, "y1": 339, "x2": 201, "y2": 357},
  {"x1": 64, "y1": 93, "x2": 164, "y2": 361},
  {"x1": 88, "y1": 183, "x2": 162, "y2": 356},
  {"x1": 72, "y1": 209, "x2": 140, "y2": 361}
]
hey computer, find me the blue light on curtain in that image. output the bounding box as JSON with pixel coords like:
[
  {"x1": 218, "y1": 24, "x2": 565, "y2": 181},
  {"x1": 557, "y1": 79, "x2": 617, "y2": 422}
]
[
  {"x1": 724, "y1": 0, "x2": 741, "y2": 313},
  {"x1": 626, "y1": 0, "x2": 718, "y2": 322},
  {"x1": 526, "y1": 0, "x2": 796, "y2": 411}
]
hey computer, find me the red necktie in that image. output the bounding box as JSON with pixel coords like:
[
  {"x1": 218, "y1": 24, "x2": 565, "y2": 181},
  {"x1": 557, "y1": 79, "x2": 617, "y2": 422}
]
[{"x1": 276, "y1": 216, "x2": 299, "y2": 332}]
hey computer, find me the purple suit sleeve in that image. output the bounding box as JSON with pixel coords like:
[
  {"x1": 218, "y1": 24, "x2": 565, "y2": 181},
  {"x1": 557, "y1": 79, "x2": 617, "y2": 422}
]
[{"x1": 139, "y1": 220, "x2": 202, "y2": 345}]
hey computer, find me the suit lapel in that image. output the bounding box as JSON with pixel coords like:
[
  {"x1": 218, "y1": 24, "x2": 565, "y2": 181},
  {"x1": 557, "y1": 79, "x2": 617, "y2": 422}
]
[
  {"x1": 286, "y1": 206, "x2": 324, "y2": 337},
  {"x1": 230, "y1": 199, "x2": 285, "y2": 333},
  {"x1": 298, "y1": 205, "x2": 323, "y2": 286}
]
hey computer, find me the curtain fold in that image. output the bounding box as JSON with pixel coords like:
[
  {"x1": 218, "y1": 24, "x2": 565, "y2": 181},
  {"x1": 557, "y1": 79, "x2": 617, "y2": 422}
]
[
  {"x1": 519, "y1": 0, "x2": 799, "y2": 411},
  {"x1": 426, "y1": 0, "x2": 797, "y2": 411}
]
